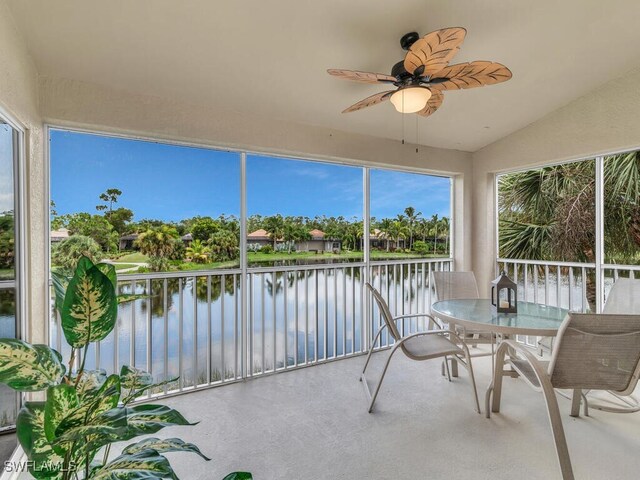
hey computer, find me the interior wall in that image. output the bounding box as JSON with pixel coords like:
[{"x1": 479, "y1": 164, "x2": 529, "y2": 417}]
[
  {"x1": 472, "y1": 66, "x2": 640, "y2": 295},
  {"x1": 0, "y1": 0, "x2": 46, "y2": 344},
  {"x1": 39, "y1": 75, "x2": 474, "y2": 270}
]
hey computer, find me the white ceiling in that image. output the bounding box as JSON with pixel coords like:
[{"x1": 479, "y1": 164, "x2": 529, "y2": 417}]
[{"x1": 7, "y1": 0, "x2": 640, "y2": 152}]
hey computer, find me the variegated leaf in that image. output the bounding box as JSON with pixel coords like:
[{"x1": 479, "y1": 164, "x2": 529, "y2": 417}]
[
  {"x1": 44, "y1": 384, "x2": 79, "y2": 446},
  {"x1": 223, "y1": 473, "x2": 253, "y2": 480},
  {"x1": 429, "y1": 61, "x2": 512, "y2": 91},
  {"x1": 327, "y1": 69, "x2": 396, "y2": 84},
  {"x1": 122, "y1": 437, "x2": 211, "y2": 461},
  {"x1": 120, "y1": 365, "x2": 153, "y2": 390},
  {"x1": 61, "y1": 264, "x2": 118, "y2": 348},
  {"x1": 16, "y1": 402, "x2": 65, "y2": 479},
  {"x1": 342, "y1": 90, "x2": 394, "y2": 113},
  {"x1": 51, "y1": 270, "x2": 69, "y2": 315},
  {"x1": 404, "y1": 27, "x2": 466, "y2": 77},
  {"x1": 95, "y1": 262, "x2": 117, "y2": 288},
  {"x1": 0, "y1": 339, "x2": 65, "y2": 391},
  {"x1": 89, "y1": 449, "x2": 177, "y2": 480},
  {"x1": 124, "y1": 404, "x2": 195, "y2": 437},
  {"x1": 416, "y1": 90, "x2": 444, "y2": 118},
  {"x1": 53, "y1": 407, "x2": 130, "y2": 456},
  {"x1": 76, "y1": 368, "x2": 108, "y2": 399},
  {"x1": 56, "y1": 374, "x2": 121, "y2": 437}
]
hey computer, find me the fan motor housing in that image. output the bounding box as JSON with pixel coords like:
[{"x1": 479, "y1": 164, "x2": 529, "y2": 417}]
[{"x1": 400, "y1": 31, "x2": 419, "y2": 50}]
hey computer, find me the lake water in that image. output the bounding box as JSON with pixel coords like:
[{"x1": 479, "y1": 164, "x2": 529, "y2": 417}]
[{"x1": 49, "y1": 262, "x2": 444, "y2": 389}]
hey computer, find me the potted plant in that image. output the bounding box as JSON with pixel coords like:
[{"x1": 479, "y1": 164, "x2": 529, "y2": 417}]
[{"x1": 0, "y1": 256, "x2": 251, "y2": 479}]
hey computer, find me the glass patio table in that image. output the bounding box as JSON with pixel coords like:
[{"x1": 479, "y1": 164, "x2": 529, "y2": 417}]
[
  {"x1": 431, "y1": 299, "x2": 569, "y2": 337},
  {"x1": 431, "y1": 299, "x2": 569, "y2": 381}
]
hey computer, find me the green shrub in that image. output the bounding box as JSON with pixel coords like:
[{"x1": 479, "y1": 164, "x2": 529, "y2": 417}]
[
  {"x1": 413, "y1": 240, "x2": 430, "y2": 255},
  {"x1": 260, "y1": 245, "x2": 274, "y2": 254}
]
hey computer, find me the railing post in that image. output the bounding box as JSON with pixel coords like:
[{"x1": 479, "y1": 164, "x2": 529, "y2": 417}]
[
  {"x1": 363, "y1": 167, "x2": 371, "y2": 352},
  {"x1": 240, "y1": 152, "x2": 248, "y2": 379},
  {"x1": 595, "y1": 155, "x2": 605, "y2": 313}
]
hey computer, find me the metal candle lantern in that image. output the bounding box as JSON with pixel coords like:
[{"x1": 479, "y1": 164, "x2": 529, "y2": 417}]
[{"x1": 491, "y1": 270, "x2": 517, "y2": 314}]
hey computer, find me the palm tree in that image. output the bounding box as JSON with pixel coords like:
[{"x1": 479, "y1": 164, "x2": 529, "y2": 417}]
[
  {"x1": 135, "y1": 225, "x2": 179, "y2": 271},
  {"x1": 498, "y1": 152, "x2": 640, "y2": 308},
  {"x1": 263, "y1": 215, "x2": 285, "y2": 249},
  {"x1": 404, "y1": 206, "x2": 422, "y2": 250},
  {"x1": 387, "y1": 220, "x2": 408, "y2": 251},
  {"x1": 378, "y1": 218, "x2": 394, "y2": 252},
  {"x1": 439, "y1": 216, "x2": 450, "y2": 255},
  {"x1": 185, "y1": 239, "x2": 211, "y2": 264},
  {"x1": 429, "y1": 214, "x2": 439, "y2": 254}
]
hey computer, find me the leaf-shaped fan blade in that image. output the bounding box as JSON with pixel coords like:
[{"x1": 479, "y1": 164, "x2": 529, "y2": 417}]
[
  {"x1": 404, "y1": 27, "x2": 466, "y2": 77},
  {"x1": 429, "y1": 61, "x2": 512, "y2": 91},
  {"x1": 416, "y1": 90, "x2": 444, "y2": 117},
  {"x1": 327, "y1": 69, "x2": 396, "y2": 84},
  {"x1": 342, "y1": 90, "x2": 394, "y2": 113}
]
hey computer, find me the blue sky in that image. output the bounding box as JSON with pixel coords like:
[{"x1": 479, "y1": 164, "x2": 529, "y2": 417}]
[
  {"x1": 0, "y1": 124, "x2": 15, "y2": 213},
  {"x1": 50, "y1": 129, "x2": 450, "y2": 222}
]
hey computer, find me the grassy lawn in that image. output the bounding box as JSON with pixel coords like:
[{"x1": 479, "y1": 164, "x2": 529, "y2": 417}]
[
  {"x1": 100, "y1": 250, "x2": 449, "y2": 274},
  {"x1": 107, "y1": 252, "x2": 149, "y2": 263},
  {"x1": 0, "y1": 269, "x2": 14, "y2": 280},
  {"x1": 113, "y1": 263, "x2": 138, "y2": 271}
]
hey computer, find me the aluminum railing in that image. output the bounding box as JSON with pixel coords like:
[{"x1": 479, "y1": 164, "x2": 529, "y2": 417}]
[{"x1": 50, "y1": 257, "x2": 453, "y2": 398}]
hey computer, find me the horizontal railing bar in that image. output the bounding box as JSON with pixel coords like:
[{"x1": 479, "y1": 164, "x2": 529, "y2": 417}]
[
  {"x1": 603, "y1": 264, "x2": 640, "y2": 272},
  {"x1": 497, "y1": 258, "x2": 595, "y2": 268},
  {"x1": 370, "y1": 257, "x2": 452, "y2": 266}
]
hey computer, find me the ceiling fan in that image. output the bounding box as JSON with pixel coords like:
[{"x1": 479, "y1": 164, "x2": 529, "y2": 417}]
[{"x1": 327, "y1": 27, "x2": 512, "y2": 116}]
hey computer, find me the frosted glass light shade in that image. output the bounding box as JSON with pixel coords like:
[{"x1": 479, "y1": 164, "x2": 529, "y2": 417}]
[{"x1": 390, "y1": 87, "x2": 432, "y2": 113}]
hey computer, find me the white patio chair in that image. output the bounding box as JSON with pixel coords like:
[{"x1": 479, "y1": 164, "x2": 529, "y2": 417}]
[
  {"x1": 361, "y1": 283, "x2": 480, "y2": 414},
  {"x1": 485, "y1": 313, "x2": 640, "y2": 480},
  {"x1": 585, "y1": 277, "x2": 640, "y2": 413}
]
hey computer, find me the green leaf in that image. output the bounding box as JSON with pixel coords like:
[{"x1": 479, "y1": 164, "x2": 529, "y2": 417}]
[
  {"x1": 51, "y1": 270, "x2": 69, "y2": 315},
  {"x1": 119, "y1": 366, "x2": 176, "y2": 403},
  {"x1": 122, "y1": 437, "x2": 211, "y2": 461},
  {"x1": 124, "y1": 404, "x2": 195, "y2": 437},
  {"x1": 56, "y1": 374, "x2": 121, "y2": 437},
  {"x1": 0, "y1": 339, "x2": 65, "y2": 391},
  {"x1": 76, "y1": 368, "x2": 108, "y2": 399},
  {"x1": 223, "y1": 473, "x2": 253, "y2": 480},
  {"x1": 88, "y1": 449, "x2": 178, "y2": 480},
  {"x1": 44, "y1": 384, "x2": 79, "y2": 445},
  {"x1": 120, "y1": 365, "x2": 153, "y2": 391},
  {"x1": 95, "y1": 262, "x2": 117, "y2": 288},
  {"x1": 52, "y1": 407, "x2": 130, "y2": 456},
  {"x1": 61, "y1": 264, "x2": 118, "y2": 348},
  {"x1": 16, "y1": 402, "x2": 64, "y2": 479}
]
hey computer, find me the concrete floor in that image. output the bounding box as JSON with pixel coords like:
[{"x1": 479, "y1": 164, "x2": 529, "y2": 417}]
[{"x1": 155, "y1": 350, "x2": 640, "y2": 480}]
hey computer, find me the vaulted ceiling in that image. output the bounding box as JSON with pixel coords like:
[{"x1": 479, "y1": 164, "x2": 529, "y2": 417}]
[{"x1": 7, "y1": 0, "x2": 640, "y2": 151}]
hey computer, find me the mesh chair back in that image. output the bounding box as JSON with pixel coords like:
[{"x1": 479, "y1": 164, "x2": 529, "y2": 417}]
[
  {"x1": 432, "y1": 271, "x2": 479, "y2": 302},
  {"x1": 549, "y1": 313, "x2": 640, "y2": 393},
  {"x1": 603, "y1": 278, "x2": 640, "y2": 314},
  {"x1": 366, "y1": 283, "x2": 401, "y2": 341}
]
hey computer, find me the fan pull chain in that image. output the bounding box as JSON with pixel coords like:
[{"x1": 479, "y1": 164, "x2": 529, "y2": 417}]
[
  {"x1": 416, "y1": 114, "x2": 419, "y2": 153},
  {"x1": 401, "y1": 93, "x2": 405, "y2": 145}
]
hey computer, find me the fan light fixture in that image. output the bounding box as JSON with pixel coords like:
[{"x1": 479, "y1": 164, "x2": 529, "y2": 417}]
[{"x1": 390, "y1": 86, "x2": 432, "y2": 113}]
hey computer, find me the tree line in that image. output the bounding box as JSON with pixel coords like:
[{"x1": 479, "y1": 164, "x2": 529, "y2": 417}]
[{"x1": 50, "y1": 189, "x2": 450, "y2": 271}]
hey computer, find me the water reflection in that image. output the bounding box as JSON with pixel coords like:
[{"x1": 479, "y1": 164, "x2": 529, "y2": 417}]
[{"x1": 49, "y1": 262, "x2": 449, "y2": 391}]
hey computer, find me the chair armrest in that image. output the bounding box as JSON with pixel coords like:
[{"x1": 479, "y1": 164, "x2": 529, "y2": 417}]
[
  {"x1": 393, "y1": 313, "x2": 441, "y2": 330},
  {"x1": 499, "y1": 340, "x2": 550, "y2": 385}
]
